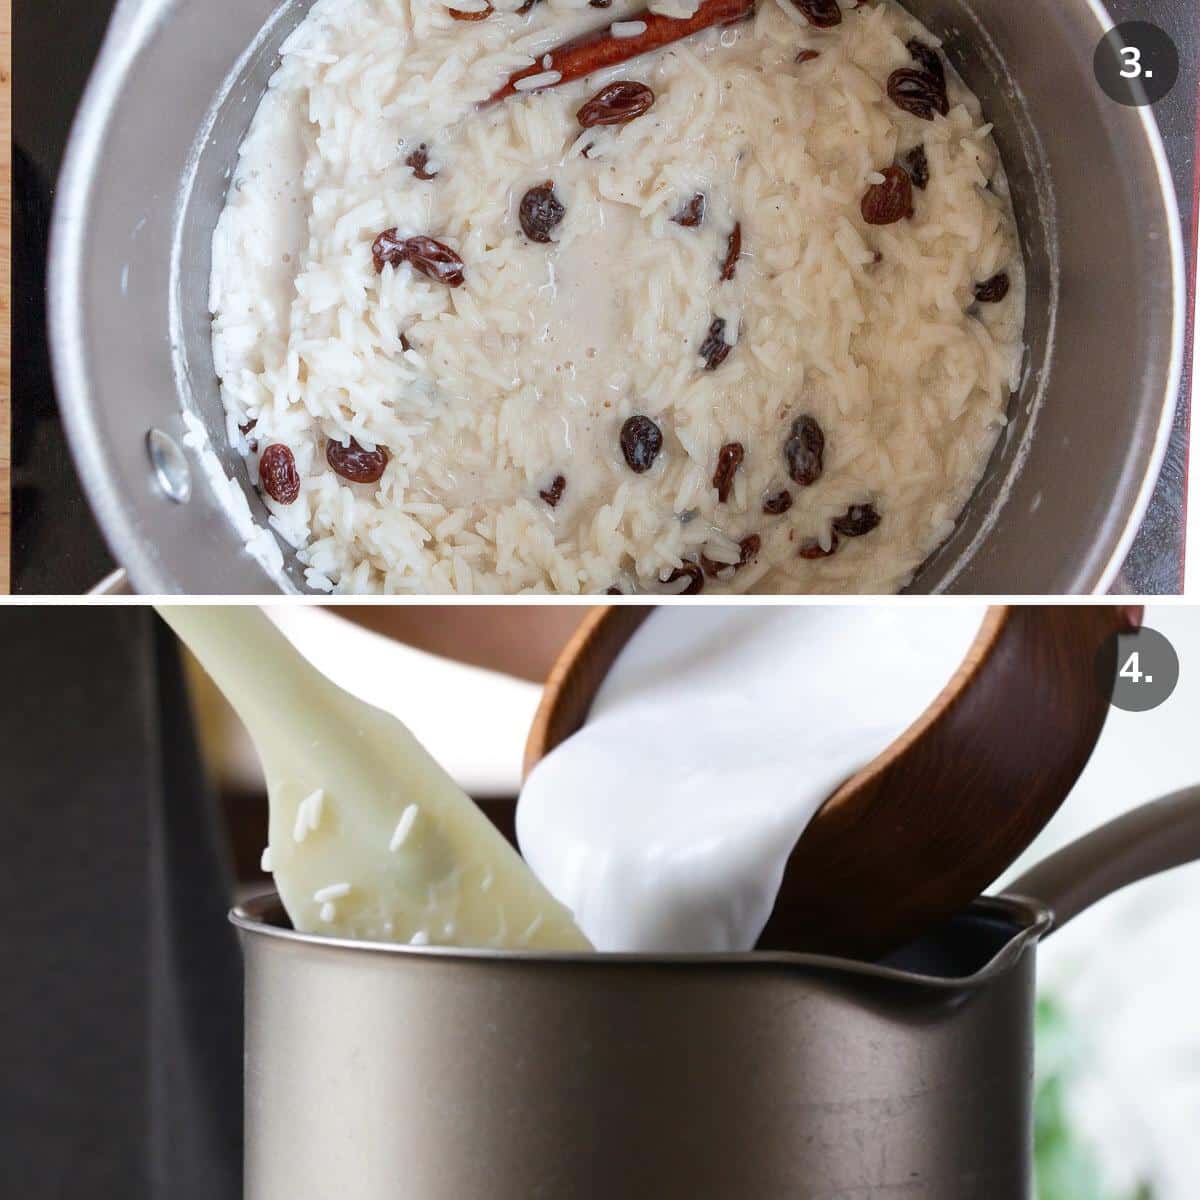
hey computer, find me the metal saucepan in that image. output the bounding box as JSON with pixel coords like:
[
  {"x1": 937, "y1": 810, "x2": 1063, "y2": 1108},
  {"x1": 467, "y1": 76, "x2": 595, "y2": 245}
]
[
  {"x1": 50, "y1": 0, "x2": 1183, "y2": 594},
  {"x1": 233, "y1": 784, "x2": 1200, "y2": 1198}
]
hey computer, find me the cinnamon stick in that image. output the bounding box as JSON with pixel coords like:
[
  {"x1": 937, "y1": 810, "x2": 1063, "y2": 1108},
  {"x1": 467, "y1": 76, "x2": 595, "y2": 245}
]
[{"x1": 481, "y1": 0, "x2": 756, "y2": 107}]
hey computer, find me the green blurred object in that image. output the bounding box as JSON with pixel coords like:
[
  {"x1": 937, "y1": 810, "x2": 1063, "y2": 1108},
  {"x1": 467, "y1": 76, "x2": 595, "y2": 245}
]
[{"x1": 1034, "y1": 996, "x2": 1154, "y2": 1200}]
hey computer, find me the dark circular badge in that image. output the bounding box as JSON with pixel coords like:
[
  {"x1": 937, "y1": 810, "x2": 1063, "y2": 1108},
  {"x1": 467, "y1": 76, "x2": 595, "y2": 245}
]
[
  {"x1": 1094, "y1": 22, "x2": 1179, "y2": 106},
  {"x1": 1096, "y1": 625, "x2": 1180, "y2": 713}
]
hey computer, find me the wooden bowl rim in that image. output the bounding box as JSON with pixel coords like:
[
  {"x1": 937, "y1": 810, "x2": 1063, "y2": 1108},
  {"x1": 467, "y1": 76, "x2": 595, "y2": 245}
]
[
  {"x1": 524, "y1": 604, "x2": 640, "y2": 777},
  {"x1": 821, "y1": 604, "x2": 1008, "y2": 814}
]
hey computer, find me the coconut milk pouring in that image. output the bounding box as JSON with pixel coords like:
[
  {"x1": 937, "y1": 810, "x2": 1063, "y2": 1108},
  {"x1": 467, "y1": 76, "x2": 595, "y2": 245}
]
[{"x1": 518, "y1": 605, "x2": 986, "y2": 951}]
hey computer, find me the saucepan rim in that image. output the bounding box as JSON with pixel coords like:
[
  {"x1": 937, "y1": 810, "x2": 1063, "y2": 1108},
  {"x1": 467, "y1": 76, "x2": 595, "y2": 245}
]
[
  {"x1": 233, "y1": 786, "x2": 1200, "y2": 989},
  {"x1": 231, "y1": 889, "x2": 1053, "y2": 991}
]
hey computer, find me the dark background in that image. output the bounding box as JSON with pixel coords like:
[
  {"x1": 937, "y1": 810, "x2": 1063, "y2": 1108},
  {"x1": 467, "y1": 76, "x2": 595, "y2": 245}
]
[
  {"x1": 10, "y1": 1, "x2": 1198, "y2": 593},
  {"x1": 0, "y1": 610, "x2": 243, "y2": 1200}
]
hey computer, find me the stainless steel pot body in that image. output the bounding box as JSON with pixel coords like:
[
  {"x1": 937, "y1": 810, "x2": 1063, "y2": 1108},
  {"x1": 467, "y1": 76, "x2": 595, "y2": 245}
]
[
  {"x1": 233, "y1": 786, "x2": 1200, "y2": 1200},
  {"x1": 51, "y1": 0, "x2": 1184, "y2": 593},
  {"x1": 237, "y1": 893, "x2": 1045, "y2": 1199}
]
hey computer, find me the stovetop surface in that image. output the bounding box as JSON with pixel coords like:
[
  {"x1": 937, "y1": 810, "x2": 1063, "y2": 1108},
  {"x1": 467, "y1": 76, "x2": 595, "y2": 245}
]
[{"x1": 11, "y1": 0, "x2": 1197, "y2": 595}]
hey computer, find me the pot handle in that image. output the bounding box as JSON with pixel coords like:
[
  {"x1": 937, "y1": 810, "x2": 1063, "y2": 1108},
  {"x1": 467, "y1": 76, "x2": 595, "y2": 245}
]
[{"x1": 1007, "y1": 784, "x2": 1200, "y2": 935}]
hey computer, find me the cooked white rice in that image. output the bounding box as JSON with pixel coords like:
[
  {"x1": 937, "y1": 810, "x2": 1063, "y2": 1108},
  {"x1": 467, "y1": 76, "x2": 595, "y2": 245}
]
[{"x1": 210, "y1": 0, "x2": 1025, "y2": 594}]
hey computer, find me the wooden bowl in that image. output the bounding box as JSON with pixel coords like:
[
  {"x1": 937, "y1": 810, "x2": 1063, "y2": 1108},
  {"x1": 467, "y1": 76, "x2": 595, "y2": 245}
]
[{"x1": 525, "y1": 605, "x2": 1135, "y2": 957}]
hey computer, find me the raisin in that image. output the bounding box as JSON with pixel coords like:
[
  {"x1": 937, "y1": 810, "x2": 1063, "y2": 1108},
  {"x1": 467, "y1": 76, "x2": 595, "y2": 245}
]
[
  {"x1": 904, "y1": 144, "x2": 929, "y2": 190},
  {"x1": 784, "y1": 415, "x2": 825, "y2": 486},
  {"x1": 326, "y1": 438, "x2": 389, "y2": 485},
  {"x1": 700, "y1": 318, "x2": 733, "y2": 371},
  {"x1": 887, "y1": 68, "x2": 948, "y2": 121},
  {"x1": 400, "y1": 332, "x2": 413, "y2": 352},
  {"x1": 577, "y1": 81, "x2": 655, "y2": 128},
  {"x1": 606, "y1": 585, "x2": 623, "y2": 594},
  {"x1": 799, "y1": 532, "x2": 839, "y2": 559},
  {"x1": 832, "y1": 503, "x2": 881, "y2": 537},
  {"x1": 405, "y1": 144, "x2": 438, "y2": 180},
  {"x1": 861, "y1": 165, "x2": 914, "y2": 225},
  {"x1": 974, "y1": 272, "x2": 1010, "y2": 303},
  {"x1": 372, "y1": 231, "x2": 466, "y2": 287},
  {"x1": 620, "y1": 415, "x2": 663, "y2": 473},
  {"x1": 906, "y1": 39, "x2": 945, "y2": 89},
  {"x1": 519, "y1": 182, "x2": 566, "y2": 244},
  {"x1": 712, "y1": 442, "x2": 745, "y2": 502},
  {"x1": 448, "y1": 1, "x2": 492, "y2": 18},
  {"x1": 701, "y1": 534, "x2": 761, "y2": 578},
  {"x1": 372, "y1": 231, "x2": 406, "y2": 272},
  {"x1": 762, "y1": 489, "x2": 793, "y2": 515},
  {"x1": 539, "y1": 475, "x2": 567, "y2": 507},
  {"x1": 664, "y1": 563, "x2": 705, "y2": 594},
  {"x1": 791, "y1": 0, "x2": 841, "y2": 28},
  {"x1": 238, "y1": 418, "x2": 257, "y2": 436},
  {"x1": 672, "y1": 193, "x2": 706, "y2": 227},
  {"x1": 400, "y1": 236, "x2": 465, "y2": 286},
  {"x1": 738, "y1": 533, "x2": 761, "y2": 564},
  {"x1": 795, "y1": 49, "x2": 821, "y2": 64},
  {"x1": 589, "y1": 0, "x2": 613, "y2": 7},
  {"x1": 721, "y1": 222, "x2": 742, "y2": 282},
  {"x1": 259, "y1": 444, "x2": 301, "y2": 505}
]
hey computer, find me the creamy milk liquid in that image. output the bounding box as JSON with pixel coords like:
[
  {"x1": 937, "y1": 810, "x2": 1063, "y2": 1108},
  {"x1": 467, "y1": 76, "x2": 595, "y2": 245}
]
[{"x1": 519, "y1": 606, "x2": 987, "y2": 953}]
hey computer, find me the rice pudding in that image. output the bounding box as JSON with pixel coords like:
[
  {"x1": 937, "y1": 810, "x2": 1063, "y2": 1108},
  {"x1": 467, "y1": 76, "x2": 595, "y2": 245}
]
[{"x1": 211, "y1": 0, "x2": 1025, "y2": 593}]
